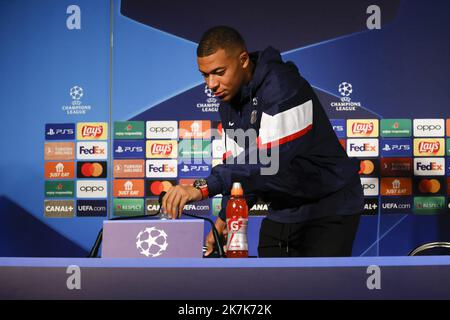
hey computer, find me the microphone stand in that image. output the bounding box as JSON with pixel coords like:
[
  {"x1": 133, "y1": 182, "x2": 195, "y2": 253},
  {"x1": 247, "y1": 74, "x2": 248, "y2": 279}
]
[{"x1": 88, "y1": 192, "x2": 225, "y2": 258}]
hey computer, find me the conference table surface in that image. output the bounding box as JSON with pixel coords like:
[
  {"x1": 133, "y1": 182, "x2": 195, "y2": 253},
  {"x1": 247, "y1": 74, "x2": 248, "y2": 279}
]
[{"x1": 1, "y1": 256, "x2": 450, "y2": 299}]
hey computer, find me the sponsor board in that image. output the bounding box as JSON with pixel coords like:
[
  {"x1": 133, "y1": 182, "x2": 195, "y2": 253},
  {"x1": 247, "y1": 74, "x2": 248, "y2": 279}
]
[
  {"x1": 114, "y1": 121, "x2": 145, "y2": 139},
  {"x1": 363, "y1": 198, "x2": 379, "y2": 215},
  {"x1": 146, "y1": 160, "x2": 177, "y2": 178},
  {"x1": 212, "y1": 197, "x2": 222, "y2": 216},
  {"x1": 77, "y1": 161, "x2": 107, "y2": 178},
  {"x1": 211, "y1": 121, "x2": 223, "y2": 139},
  {"x1": 347, "y1": 139, "x2": 379, "y2": 157},
  {"x1": 178, "y1": 161, "x2": 211, "y2": 178},
  {"x1": 182, "y1": 199, "x2": 211, "y2": 215},
  {"x1": 77, "y1": 122, "x2": 108, "y2": 140},
  {"x1": 76, "y1": 142, "x2": 107, "y2": 160},
  {"x1": 413, "y1": 119, "x2": 445, "y2": 137},
  {"x1": 414, "y1": 158, "x2": 445, "y2": 176},
  {"x1": 347, "y1": 119, "x2": 379, "y2": 138},
  {"x1": 76, "y1": 200, "x2": 107, "y2": 217},
  {"x1": 44, "y1": 162, "x2": 75, "y2": 179},
  {"x1": 447, "y1": 138, "x2": 450, "y2": 156},
  {"x1": 44, "y1": 200, "x2": 75, "y2": 218},
  {"x1": 179, "y1": 120, "x2": 211, "y2": 139},
  {"x1": 146, "y1": 180, "x2": 176, "y2": 197},
  {"x1": 113, "y1": 159, "x2": 145, "y2": 178},
  {"x1": 45, "y1": 123, "x2": 75, "y2": 140},
  {"x1": 146, "y1": 121, "x2": 178, "y2": 139},
  {"x1": 330, "y1": 119, "x2": 345, "y2": 138},
  {"x1": 339, "y1": 139, "x2": 346, "y2": 150},
  {"x1": 380, "y1": 158, "x2": 413, "y2": 177},
  {"x1": 361, "y1": 177, "x2": 379, "y2": 196},
  {"x1": 44, "y1": 142, "x2": 75, "y2": 160},
  {"x1": 380, "y1": 178, "x2": 412, "y2": 196},
  {"x1": 113, "y1": 140, "x2": 145, "y2": 159},
  {"x1": 212, "y1": 159, "x2": 223, "y2": 167},
  {"x1": 249, "y1": 199, "x2": 269, "y2": 216},
  {"x1": 113, "y1": 179, "x2": 145, "y2": 197},
  {"x1": 413, "y1": 138, "x2": 445, "y2": 156},
  {"x1": 45, "y1": 181, "x2": 75, "y2": 198},
  {"x1": 413, "y1": 197, "x2": 446, "y2": 214},
  {"x1": 212, "y1": 139, "x2": 225, "y2": 159},
  {"x1": 358, "y1": 159, "x2": 379, "y2": 176},
  {"x1": 413, "y1": 177, "x2": 446, "y2": 195},
  {"x1": 380, "y1": 138, "x2": 412, "y2": 157},
  {"x1": 380, "y1": 197, "x2": 412, "y2": 214},
  {"x1": 380, "y1": 119, "x2": 412, "y2": 138},
  {"x1": 145, "y1": 198, "x2": 161, "y2": 216},
  {"x1": 114, "y1": 198, "x2": 145, "y2": 216},
  {"x1": 178, "y1": 140, "x2": 211, "y2": 159},
  {"x1": 146, "y1": 140, "x2": 178, "y2": 158},
  {"x1": 76, "y1": 180, "x2": 107, "y2": 198}
]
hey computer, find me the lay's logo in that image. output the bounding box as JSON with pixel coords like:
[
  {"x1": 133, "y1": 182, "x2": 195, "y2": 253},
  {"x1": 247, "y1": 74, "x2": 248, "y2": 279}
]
[
  {"x1": 414, "y1": 138, "x2": 444, "y2": 156},
  {"x1": 77, "y1": 123, "x2": 108, "y2": 140},
  {"x1": 146, "y1": 140, "x2": 177, "y2": 158},
  {"x1": 347, "y1": 120, "x2": 379, "y2": 137}
]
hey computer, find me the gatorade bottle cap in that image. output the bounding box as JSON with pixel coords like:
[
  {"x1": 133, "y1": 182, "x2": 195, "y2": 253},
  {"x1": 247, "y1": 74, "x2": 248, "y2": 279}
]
[{"x1": 231, "y1": 182, "x2": 244, "y2": 196}]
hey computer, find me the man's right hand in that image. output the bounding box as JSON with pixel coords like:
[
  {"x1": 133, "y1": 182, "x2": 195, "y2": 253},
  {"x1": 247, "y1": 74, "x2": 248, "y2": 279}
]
[{"x1": 204, "y1": 217, "x2": 227, "y2": 257}]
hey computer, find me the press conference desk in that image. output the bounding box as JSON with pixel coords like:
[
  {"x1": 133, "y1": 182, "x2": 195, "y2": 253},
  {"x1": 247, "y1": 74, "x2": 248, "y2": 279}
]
[{"x1": 1, "y1": 257, "x2": 450, "y2": 299}]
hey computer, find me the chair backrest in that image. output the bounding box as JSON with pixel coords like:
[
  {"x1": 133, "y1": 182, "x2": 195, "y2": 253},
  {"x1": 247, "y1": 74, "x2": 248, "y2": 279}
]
[{"x1": 408, "y1": 242, "x2": 450, "y2": 256}]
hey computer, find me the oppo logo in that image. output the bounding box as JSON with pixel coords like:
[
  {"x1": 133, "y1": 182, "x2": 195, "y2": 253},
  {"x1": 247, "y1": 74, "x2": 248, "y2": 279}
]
[
  {"x1": 417, "y1": 125, "x2": 441, "y2": 131},
  {"x1": 149, "y1": 127, "x2": 174, "y2": 133},
  {"x1": 363, "y1": 184, "x2": 376, "y2": 190},
  {"x1": 80, "y1": 186, "x2": 104, "y2": 192}
]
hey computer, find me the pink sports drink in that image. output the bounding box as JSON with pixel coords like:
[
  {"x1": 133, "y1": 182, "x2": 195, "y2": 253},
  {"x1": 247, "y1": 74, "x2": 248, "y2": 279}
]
[{"x1": 226, "y1": 182, "x2": 248, "y2": 258}]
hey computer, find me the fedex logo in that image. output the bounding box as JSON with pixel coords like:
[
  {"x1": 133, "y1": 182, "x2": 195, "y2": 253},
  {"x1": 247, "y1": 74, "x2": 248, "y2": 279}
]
[
  {"x1": 146, "y1": 160, "x2": 177, "y2": 178},
  {"x1": 76, "y1": 142, "x2": 107, "y2": 160},
  {"x1": 347, "y1": 139, "x2": 379, "y2": 157},
  {"x1": 414, "y1": 158, "x2": 445, "y2": 176}
]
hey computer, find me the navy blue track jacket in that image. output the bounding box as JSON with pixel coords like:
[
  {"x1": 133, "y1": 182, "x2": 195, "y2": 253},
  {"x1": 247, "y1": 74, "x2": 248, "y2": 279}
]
[{"x1": 206, "y1": 47, "x2": 364, "y2": 223}]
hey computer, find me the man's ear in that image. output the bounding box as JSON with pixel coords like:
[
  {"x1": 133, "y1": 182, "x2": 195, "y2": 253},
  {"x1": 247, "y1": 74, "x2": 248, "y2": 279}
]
[{"x1": 239, "y1": 51, "x2": 250, "y2": 69}]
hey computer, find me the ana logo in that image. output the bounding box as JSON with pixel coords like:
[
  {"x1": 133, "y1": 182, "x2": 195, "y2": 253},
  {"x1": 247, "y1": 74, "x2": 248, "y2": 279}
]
[
  {"x1": 413, "y1": 119, "x2": 445, "y2": 137},
  {"x1": 70, "y1": 86, "x2": 83, "y2": 100},
  {"x1": 136, "y1": 227, "x2": 168, "y2": 258},
  {"x1": 338, "y1": 82, "x2": 353, "y2": 99},
  {"x1": 414, "y1": 139, "x2": 444, "y2": 156},
  {"x1": 77, "y1": 123, "x2": 108, "y2": 140}
]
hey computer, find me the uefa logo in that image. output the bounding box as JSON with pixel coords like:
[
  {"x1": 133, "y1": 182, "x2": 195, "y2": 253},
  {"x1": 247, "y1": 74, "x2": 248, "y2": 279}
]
[
  {"x1": 339, "y1": 82, "x2": 353, "y2": 102},
  {"x1": 70, "y1": 86, "x2": 84, "y2": 101}
]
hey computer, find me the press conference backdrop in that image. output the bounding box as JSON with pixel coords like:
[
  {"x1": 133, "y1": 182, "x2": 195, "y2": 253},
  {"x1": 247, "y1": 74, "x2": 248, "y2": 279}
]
[{"x1": 0, "y1": 0, "x2": 449, "y2": 257}]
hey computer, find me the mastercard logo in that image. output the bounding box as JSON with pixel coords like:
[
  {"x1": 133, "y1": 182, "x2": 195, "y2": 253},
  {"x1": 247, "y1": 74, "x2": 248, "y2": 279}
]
[
  {"x1": 80, "y1": 162, "x2": 104, "y2": 177},
  {"x1": 418, "y1": 179, "x2": 441, "y2": 194},
  {"x1": 146, "y1": 180, "x2": 175, "y2": 196},
  {"x1": 359, "y1": 160, "x2": 375, "y2": 175}
]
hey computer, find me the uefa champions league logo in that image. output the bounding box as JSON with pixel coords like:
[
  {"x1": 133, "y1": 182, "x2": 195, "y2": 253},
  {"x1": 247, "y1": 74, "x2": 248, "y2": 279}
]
[
  {"x1": 338, "y1": 82, "x2": 353, "y2": 102},
  {"x1": 204, "y1": 85, "x2": 217, "y2": 103},
  {"x1": 136, "y1": 227, "x2": 169, "y2": 257},
  {"x1": 70, "y1": 86, "x2": 84, "y2": 101}
]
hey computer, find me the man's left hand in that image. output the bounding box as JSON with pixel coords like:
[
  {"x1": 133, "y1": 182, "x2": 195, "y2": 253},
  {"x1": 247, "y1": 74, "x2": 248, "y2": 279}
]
[{"x1": 161, "y1": 185, "x2": 203, "y2": 219}]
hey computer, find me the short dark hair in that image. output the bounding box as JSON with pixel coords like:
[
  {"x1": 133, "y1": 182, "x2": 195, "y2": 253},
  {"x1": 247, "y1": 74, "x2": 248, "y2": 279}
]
[{"x1": 197, "y1": 26, "x2": 247, "y2": 57}]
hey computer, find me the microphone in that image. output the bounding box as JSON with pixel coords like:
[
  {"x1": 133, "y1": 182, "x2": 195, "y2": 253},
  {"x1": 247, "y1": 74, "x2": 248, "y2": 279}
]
[{"x1": 158, "y1": 191, "x2": 225, "y2": 258}]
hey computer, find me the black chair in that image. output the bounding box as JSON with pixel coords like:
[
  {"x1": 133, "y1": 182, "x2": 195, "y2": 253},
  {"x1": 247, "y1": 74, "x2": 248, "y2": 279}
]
[{"x1": 408, "y1": 242, "x2": 450, "y2": 256}]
